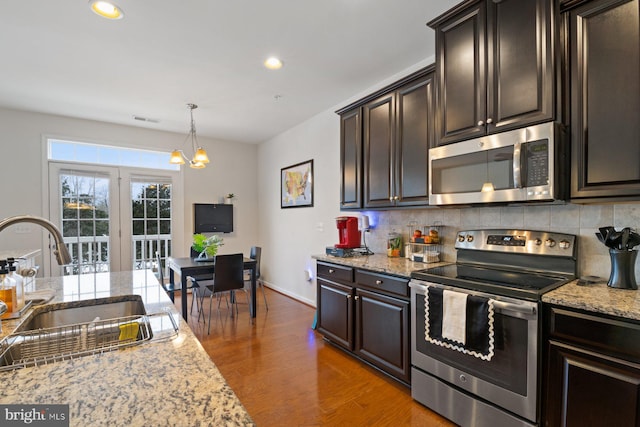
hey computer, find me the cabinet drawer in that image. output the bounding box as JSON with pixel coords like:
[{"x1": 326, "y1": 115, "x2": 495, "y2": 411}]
[
  {"x1": 317, "y1": 262, "x2": 354, "y2": 283},
  {"x1": 355, "y1": 270, "x2": 409, "y2": 298},
  {"x1": 547, "y1": 306, "x2": 640, "y2": 362}
]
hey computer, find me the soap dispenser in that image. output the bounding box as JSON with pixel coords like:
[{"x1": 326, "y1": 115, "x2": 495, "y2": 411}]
[
  {"x1": 7, "y1": 258, "x2": 24, "y2": 311},
  {"x1": 0, "y1": 260, "x2": 17, "y2": 312}
]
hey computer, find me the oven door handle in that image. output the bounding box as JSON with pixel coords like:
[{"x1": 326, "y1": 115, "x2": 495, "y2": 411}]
[
  {"x1": 492, "y1": 300, "x2": 536, "y2": 316},
  {"x1": 410, "y1": 280, "x2": 537, "y2": 318}
]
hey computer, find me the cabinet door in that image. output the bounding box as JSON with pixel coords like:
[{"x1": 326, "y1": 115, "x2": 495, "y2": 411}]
[
  {"x1": 569, "y1": 0, "x2": 640, "y2": 200},
  {"x1": 363, "y1": 93, "x2": 395, "y2": 207},
  {"x1": 486, "y1": 0, "x2": 554, "y2": 133},
  {"x1": 545, "y1": 341, "x2": 640, "y2": 426},
  {"x1": 317, "y1": 278, "x2": 354, "y2": 350},
  {"x1": 395, "y1": 73, "x2": 433, "y2": 206},
  {"x1": 340, "y1": 108, "x2": 362, "y2": 209},
  {"x1": 435, "y1": 3, "x2": 487, "y2": 146},
  {"x1": 354, "y1": 288, "x2": 410, "y2": 383}
]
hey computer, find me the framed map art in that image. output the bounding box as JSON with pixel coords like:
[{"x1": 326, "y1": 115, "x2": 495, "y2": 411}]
[{"x1": 281, "y1": 159, "x2": 314, "y2": 208}]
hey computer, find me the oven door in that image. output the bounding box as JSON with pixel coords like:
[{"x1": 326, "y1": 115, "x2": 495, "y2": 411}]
[{"x1": 410, "y1": 279, "x2": 539, "y2": 423}]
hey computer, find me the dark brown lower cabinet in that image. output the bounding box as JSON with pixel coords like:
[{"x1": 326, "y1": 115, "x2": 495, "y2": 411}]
[
  {"x1": 317, "y1": 278, "x2": 354, "y2": 350},
  {"x1": 546, "y1": 341, "x2": 640, "y2": 426},
  {"x1": 316, "y1": 262, "x2": 410, "y2": 384},
  {"x1": 544, "y1": 305, "x2": 640, "y2": 426},
  {"x1": 354, "y1": 288, "x2": 410, "y2": 384}
]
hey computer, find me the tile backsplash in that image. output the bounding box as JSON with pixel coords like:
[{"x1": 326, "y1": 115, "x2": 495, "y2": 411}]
[{"x1": 361, "y1": 203, "x2": 640, "y2": 280}]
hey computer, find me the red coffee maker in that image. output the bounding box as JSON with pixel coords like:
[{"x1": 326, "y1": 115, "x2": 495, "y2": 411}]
[{"x1": 335, "y1": 216, "x2": 361, "y2": 249}]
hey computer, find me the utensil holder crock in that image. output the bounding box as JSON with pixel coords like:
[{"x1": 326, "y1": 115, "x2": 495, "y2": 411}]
[{"x1": 608, "y1": 249, "x2": 638, "y2": 290}]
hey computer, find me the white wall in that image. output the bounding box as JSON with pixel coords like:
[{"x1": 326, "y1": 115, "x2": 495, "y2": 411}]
[
  {"x1": 0, "y1": 107, "x2": 258, "y2": 274},
  {"x1": 257, "y1": 58, "x2": 436, "y2": 305}
]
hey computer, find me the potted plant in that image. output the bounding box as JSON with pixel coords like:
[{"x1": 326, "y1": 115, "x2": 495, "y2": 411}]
[
  {"x1": 192, "y1": 234, "x2": 224, "y2": 259},
  {"x1": 225, "y1": 193, "x2": 235, "y2": 204}
]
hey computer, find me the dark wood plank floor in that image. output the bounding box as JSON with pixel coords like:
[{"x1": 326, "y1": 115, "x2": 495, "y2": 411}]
[{"x1": 175, "y1": 287, "x2": 454, "y2": 427}]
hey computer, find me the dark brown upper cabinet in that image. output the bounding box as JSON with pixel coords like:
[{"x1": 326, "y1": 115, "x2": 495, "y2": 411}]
[
  {"x1": 336, "y1": 67, "x2": 434, "y2": 209},
  {"x1": 429, "y1": 0, "x2": 555, "y2": 146},
  {"x1": 340, "y1": 108, "x2": 362, "y2": 209},
  {"x1": 567, "y1": 0, "x2": 640, "y2": 201},
  {"x1": 363, "y1": 73, "x2": 434, "y2": 208}
]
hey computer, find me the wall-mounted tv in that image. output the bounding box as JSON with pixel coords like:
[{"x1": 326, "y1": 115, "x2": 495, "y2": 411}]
[{"x1": 193, "y1": 203, "x2": 233, "y2": 233}]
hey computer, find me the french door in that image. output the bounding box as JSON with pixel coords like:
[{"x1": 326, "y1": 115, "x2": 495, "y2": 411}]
[{"x1": 48, "y1": 162, "x2": 183, "y2": 276}]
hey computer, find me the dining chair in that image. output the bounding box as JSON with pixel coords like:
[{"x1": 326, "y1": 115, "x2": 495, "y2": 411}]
[
  {"x1": 156, "y1": 251, "x2": 198, "y2": 314},
  {"x1": 243, "y1": 246, "x2": 268, "y2": 310},
  {"x1": 190, "y1": 253, "x2": 245, "y2": 334}
]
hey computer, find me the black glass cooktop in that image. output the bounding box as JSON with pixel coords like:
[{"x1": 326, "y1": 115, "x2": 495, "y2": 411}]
[{"x1": 411, "y1": 264, "x2": 573, "y2": 300}]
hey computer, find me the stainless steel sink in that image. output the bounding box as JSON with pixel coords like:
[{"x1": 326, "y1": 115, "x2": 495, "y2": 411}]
[
  {"x1": 0, "y1": 295, "x2": 156, "y2": 371},
  {"x1": 15, "y1": 295, "x2": 147, "y2": 332}
]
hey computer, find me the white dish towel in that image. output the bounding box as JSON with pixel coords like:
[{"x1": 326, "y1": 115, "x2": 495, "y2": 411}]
[{"x1": 441, "y1": 289, "x2": 468, "y2": 345}]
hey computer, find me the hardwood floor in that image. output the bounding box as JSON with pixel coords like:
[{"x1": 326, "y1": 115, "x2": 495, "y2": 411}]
[{"x1": 175, "y1": 288, "x2": 454, "y2": 427}]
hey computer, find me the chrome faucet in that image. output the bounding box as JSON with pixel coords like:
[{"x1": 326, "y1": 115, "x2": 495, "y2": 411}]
[{"x1": 0, "y1": 215, "x2": 72, "y2": 265}]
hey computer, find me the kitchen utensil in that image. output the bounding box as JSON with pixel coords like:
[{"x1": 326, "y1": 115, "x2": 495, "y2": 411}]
[
  {"x1": 621, "y1": 227, "x2": 631, "y2": 250},
  {"x1": 628, "y1": 231, "x2": 640, "y2": 250},
  {"x1": 596, "y1": 232, "x2": 605, "y2": 245},
  {"x1": 599, "y1": 226, "x2": 615, "y2": 243},
  {"x1": 608, "y1": 230, "x2": 622, "y2": 250}
]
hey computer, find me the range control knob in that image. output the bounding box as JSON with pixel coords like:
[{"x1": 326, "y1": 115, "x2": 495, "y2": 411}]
[
  {"x1": 458, "y1": 234, "x2": 466, "y2": 243},
  {"x1": 533, "y1": 238, "x2": 542, "y2": 246},
  {"x1": 559, "y1": 240, "x2": 571, "y2": 249},
  {"x1": 466, "y1": 235, "x2": 474, "y2": 243},
  {"x1": 545, "y1": 239, "x2": 556, "y2": 248}
]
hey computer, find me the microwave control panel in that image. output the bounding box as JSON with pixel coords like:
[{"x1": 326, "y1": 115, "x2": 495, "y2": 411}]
[{"x1": 525, "y1": 139, "x2": 549, "y2": 187}]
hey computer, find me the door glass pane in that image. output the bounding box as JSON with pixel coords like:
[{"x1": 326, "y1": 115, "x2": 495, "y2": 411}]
[
  {"x1": 60, "y1": 173, "x2": 111, "y2": 275},
  {"x1": 131, "y1": 181, "x2": 172, "y2": 272}
]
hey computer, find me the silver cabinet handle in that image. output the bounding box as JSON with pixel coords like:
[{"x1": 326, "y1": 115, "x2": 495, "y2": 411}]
[
  {"x1": 486, "y1": 118, "x2": 493, "y2": 124},
  {"x1": 375, "y1": 280, "x2": 383, "y2": 285},
  {"x1": 389, "y1": 196, "x2": 393, "y2": 201},
  {"x1": 346, "y1": 294, "x2": 351, "y2": 299},
  {"x1": 328, "y1": 269, "x2": 334, "y2": 273},
  {"x1": 477, "y1": 120, "x2": 484, "y2": 126},
  {"x1": 354, "y1": 295, "x2": 359, "y2": 301}
]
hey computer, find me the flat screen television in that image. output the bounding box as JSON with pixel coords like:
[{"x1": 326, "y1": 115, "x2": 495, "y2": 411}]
[{"x1": 193, "y1": 203, "x2": 233, "y2": 233}]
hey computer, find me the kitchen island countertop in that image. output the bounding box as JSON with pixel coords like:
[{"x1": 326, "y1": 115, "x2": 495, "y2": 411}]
[
  {"x1": 543, "y1": 279, "x2": 640, "y2": 322},
  {"x1": 0, "y1": 270, "x2": 254, "y2": 426},
  {"x1": 313, "y1": 253, "x2": 450, "y2": 278}
]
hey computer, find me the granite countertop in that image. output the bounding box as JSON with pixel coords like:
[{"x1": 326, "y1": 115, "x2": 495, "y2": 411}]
[
  {"x1": 543, "y1": 279, "x2": 640, "y2": 322},
  {"x1": 317, "y1": 254, "x2": 640, "y2": 323},
  {"x1": 313, "y1": 253, "x2": 450, "y2": 278},
  {"x1": 0, "y1": 270, "x2": 254, "y2": 426}
]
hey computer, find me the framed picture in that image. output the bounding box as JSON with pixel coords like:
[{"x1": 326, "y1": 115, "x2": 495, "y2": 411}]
[{"x1": 281, "y1": 159, "x2": 314, "y2": 208}]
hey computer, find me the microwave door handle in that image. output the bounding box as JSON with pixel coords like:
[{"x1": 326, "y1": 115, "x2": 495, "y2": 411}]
[{"x1": 513, "y1": 141, "x2": 522, "y2": 188}]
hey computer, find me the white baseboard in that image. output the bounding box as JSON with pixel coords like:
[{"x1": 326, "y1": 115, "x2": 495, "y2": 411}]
[{"x1": 261, "y1": 281, "x2": 316, "y2": 308}]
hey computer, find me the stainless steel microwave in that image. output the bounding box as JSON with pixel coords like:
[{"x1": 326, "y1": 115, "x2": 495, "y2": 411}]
[{"x1": 429, "y1": 122, "x2": 566, "y2": 206}]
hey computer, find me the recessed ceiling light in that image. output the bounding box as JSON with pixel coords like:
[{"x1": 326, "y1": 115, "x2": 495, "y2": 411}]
[
  {"x1": 89, "y1": 1, "x2": 124, "y2": 20},
  {"x1": 264, "y1": 57, "x2": 284, "y2": 70}
]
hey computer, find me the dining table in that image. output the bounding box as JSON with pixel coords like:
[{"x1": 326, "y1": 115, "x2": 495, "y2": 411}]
[{"x1": 166, "y1": 256, "x2": 257, "y2": 321}]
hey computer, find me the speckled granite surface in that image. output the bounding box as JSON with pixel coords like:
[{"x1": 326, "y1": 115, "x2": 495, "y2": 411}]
[
  {"x1": 313, "y1": 253, "x2": 450, "y2": 278},
  {"x1": 0, "y1": 270, "x2": 255, "y2": 426},
  {"x1": 543, "y1": 279, "x2": 640, "y2": 322}
]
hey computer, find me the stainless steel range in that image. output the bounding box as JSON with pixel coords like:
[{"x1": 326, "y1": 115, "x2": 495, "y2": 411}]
[{"x1": 409, "y1": 229, "x2": 577, "y2": 427}]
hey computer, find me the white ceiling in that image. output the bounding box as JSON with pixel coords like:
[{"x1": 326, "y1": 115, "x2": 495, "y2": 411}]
[{"x1": 0, "y1": 1, "x2": 459, "y2": 144}]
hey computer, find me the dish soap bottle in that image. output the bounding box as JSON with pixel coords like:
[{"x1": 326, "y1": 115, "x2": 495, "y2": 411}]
[
  {"x1": 7, "y1": 258, "x2": 24, "y2": 311},
  {"x1": 0, "y1": 260, "x2": 17, "y2": 313}
]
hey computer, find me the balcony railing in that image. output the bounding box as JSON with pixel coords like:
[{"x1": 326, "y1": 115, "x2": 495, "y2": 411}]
[{"x1": 63, "y1": 235, "x2": 171, "y2": 275}]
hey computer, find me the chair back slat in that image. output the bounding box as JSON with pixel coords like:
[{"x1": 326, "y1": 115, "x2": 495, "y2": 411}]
[{"x1": 213, "y1": 254, "x2": 245, "y2": 293}]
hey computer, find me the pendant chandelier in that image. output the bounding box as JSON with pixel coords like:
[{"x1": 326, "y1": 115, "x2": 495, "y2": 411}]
[{"x1": 169, "y1": 103, "x2": 210, "y2": 169}]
